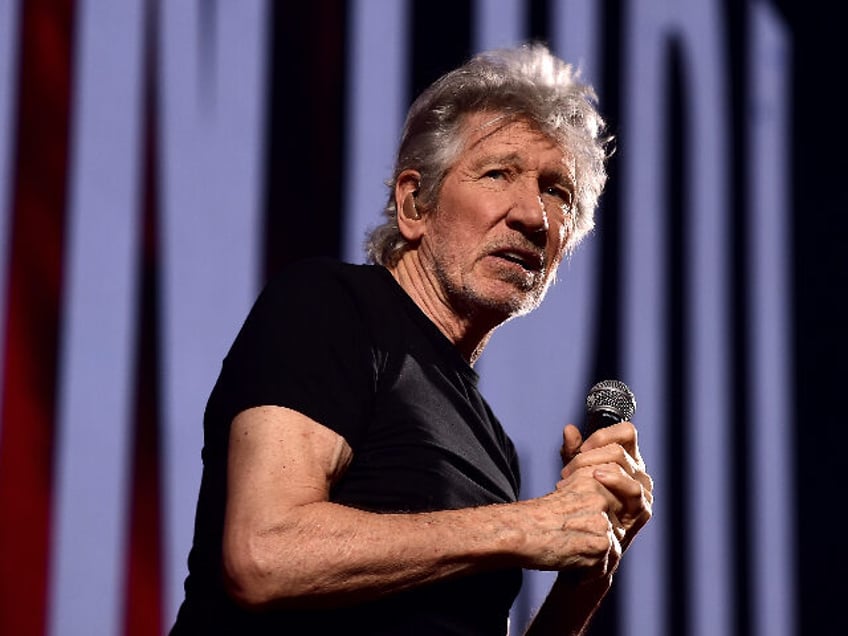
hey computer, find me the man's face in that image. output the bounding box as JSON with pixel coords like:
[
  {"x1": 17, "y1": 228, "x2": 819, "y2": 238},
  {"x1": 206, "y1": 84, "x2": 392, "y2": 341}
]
[{"x1": 419, "y1": 112, "x2": 574, "y2": 321}]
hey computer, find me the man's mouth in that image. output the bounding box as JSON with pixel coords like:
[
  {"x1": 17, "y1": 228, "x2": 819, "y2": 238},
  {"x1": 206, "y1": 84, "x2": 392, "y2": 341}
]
[{"x1": 491, "y1": 248, "x2": 544, "y2": 272}]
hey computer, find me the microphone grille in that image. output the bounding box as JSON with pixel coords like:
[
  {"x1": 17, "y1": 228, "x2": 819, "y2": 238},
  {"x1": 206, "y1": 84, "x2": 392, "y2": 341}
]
[{"x1": 586, "y1": 379, "x2": 637, "y2": 421}]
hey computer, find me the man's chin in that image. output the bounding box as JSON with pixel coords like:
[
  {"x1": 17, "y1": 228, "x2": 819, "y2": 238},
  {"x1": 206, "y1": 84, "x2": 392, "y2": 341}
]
[
  {"x1": 462, "y1": 281, "x2": 546, "y2": 321},
  {"x1": 498, "y1": 277, "x2": 554, "y2": 318}
]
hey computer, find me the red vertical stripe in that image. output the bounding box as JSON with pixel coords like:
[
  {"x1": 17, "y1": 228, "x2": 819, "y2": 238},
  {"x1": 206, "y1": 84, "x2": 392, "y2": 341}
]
[
  {"x1": 0, "y1": 1, "x2": 75, "y2": 634},
  {"x1": 123, "y1": 2, "x2": 163, "y2": 634}
]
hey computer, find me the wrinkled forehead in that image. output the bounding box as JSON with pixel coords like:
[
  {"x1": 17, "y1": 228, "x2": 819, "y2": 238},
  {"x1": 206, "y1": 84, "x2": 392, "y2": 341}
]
[{"x1": 455, "y1": 110, "x2": 576, "y2": 178}]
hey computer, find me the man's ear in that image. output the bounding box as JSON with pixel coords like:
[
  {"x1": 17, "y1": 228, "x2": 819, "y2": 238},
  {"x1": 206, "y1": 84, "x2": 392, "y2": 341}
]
[{"x1": 394, "y1": 170, "x2": 424, "y2": 241}]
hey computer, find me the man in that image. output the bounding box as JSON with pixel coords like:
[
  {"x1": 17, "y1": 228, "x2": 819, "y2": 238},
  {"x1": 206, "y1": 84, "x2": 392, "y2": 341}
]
[{"x1": 172, "y1": 43, "x2": 653, "y2": 635}]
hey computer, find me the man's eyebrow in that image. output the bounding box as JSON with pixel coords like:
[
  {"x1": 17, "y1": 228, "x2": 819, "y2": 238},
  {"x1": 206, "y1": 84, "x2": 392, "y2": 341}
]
[
  {"x1": 468, "y1": 151, "x2": 524, "y2": 171},
  {"x1": 540, "y1": 167, "x2": 574, "y2": 188}
]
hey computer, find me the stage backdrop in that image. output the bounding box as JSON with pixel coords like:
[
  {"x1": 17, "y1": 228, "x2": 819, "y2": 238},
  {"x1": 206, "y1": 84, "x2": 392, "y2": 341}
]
[{"x1": 1, "y1": 1, "x2": 843, "y2": 635}]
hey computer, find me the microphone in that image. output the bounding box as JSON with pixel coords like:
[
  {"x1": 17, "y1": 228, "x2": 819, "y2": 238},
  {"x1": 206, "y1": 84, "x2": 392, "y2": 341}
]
[{"x1": 584, "y1": 379, "x2": 637, "y2": 437}]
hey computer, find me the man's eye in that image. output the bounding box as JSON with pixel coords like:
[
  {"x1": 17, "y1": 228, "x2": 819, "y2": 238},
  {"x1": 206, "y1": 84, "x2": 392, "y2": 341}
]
[
  {"x1": 544, "y1": 186, "x2": 573, "y2": 207},
  {"x1": 484, "y1": 169, "x2": 506, "y2": 180}
]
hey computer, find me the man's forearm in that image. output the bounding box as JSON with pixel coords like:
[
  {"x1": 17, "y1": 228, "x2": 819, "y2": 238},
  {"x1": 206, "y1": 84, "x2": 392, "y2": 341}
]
[
  {"x1": 223, "y1": 408, "x2": 642, "y2": 613},
  {"x1": 524, "y1": 572, "x2": 613, "y2": 636},
  {"x1": 224, "y1": 498, "x2": 526, "y2": 609}
]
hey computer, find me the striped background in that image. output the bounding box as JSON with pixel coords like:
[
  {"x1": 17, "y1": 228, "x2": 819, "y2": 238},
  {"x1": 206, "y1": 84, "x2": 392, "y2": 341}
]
[{"x1": 0, "y1": 1, "x2": 843, "y2": 635}]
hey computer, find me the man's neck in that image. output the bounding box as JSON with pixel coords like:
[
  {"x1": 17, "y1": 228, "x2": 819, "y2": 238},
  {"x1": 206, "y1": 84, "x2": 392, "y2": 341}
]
[{"x1": 386, "y1": 254, "x2": 497, "y2": 365}]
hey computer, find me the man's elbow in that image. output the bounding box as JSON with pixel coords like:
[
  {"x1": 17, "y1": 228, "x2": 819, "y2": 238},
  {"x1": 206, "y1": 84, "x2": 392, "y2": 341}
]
[{"x1": 222, "y1": 535, "x2": 286, "y2": 609}]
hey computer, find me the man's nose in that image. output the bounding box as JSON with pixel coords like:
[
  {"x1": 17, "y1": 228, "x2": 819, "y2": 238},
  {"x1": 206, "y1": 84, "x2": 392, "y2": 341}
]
[{"x1": 506, "y1": 180, "x2": 549, "y2": 235}]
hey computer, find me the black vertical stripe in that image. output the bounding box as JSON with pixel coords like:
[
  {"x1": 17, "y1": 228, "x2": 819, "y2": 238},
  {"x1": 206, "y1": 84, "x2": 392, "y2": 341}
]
[
  {"x1": 527, "y1": 0, "x2": 550, "y2": 44},
  {"x1": 262, "y1": 1, "x2": 348, "y2": 280},
  {"x1": 665, "y1": 37, "x2": 690, "y2": 636},
  {"x1": 791, "y1": 2, "x2": 845, "y2": 634},
  {"x1": 591, "y1": 0, "x2": 624, "y2": 399},
  {"x1": 723, "y1": 2, "x2": 750, "y2": 635},
  {"x1": 409, "y1": 0, "x2": 472, "y2": 104}
]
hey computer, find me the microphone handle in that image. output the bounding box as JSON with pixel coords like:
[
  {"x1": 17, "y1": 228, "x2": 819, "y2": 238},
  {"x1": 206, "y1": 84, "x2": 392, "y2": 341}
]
[{"x1": 584, "y1": 408, "x2": 625, "y2": 437}]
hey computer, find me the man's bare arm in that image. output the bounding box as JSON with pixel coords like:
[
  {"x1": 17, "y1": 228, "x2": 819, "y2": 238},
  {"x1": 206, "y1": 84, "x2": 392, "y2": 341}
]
[{"x1": 222, "y1": 406, "x2": 626, "y2": 610}]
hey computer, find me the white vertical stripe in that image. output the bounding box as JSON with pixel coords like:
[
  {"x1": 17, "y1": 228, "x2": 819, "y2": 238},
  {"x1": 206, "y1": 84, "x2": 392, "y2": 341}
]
[
  {"x1": 749, "y1": 5, "x2": 794, "y2": 635},
  {"x1": 343, "y1": 0, "x2": 409, "y2": 263},
  {"x1": 49, "y1": 2, "x2": 145, "y2": 634},
  {"x1": 473, "y1": 0, "x2": 524, "y2": 52},
  {"x1": 159, "y1": 2, "x2": 269, "y2": 629},
  {"x1": 0, "y1": 0, "x2": 21, "y2": 443},
  {"x1": 622, "y1": 3, "x2": 671, "y2": 635},
  {"x1": 680, "y1": 2, "x2": 732, "y2": 636}
]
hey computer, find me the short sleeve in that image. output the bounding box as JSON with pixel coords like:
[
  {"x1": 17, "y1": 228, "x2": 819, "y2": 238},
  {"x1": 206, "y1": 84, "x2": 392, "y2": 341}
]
[{"x1": 212, "y1": 260, "x2": 376, "y2": 447}]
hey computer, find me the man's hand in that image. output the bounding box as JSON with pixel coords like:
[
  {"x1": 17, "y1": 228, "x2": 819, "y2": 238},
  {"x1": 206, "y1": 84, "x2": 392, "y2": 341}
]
[
  {"x1": 559, "y1": 422, "x2": 653, "y2": 553},
  {"x1": 509, "y1": 465, "x2": 626, "y2": 582},
  {"x1": 523, "y1": 422, "x2": 655, "y2": 636}
]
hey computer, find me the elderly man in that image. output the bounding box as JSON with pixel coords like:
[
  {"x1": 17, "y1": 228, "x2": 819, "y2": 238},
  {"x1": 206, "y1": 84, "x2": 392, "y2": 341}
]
[{"x1": 172, "y1": 44, "x2": 653, "y2": 635}]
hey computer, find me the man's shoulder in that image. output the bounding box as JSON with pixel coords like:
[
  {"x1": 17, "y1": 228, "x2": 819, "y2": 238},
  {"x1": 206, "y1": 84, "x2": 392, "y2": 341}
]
[{"x1": 254, "y1": 258, "x2": 399, "y2": 326}]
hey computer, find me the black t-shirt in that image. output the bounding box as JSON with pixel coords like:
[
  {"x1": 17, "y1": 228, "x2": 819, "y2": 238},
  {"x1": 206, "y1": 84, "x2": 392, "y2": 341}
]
[{"x1": 172, "y1": 259, "x2": 522, "y2": 635}]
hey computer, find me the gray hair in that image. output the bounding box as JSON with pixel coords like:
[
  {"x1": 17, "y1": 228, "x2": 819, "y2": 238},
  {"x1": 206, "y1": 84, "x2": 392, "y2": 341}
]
[{"x1": 364, "y1": 42, "x2": 612, "y2": 266}]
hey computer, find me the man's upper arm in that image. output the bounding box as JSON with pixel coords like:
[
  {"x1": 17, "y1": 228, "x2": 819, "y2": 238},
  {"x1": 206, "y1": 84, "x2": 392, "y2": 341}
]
[{"x1": 222, "y1": 405, "x2": 353, "y2": 595}]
